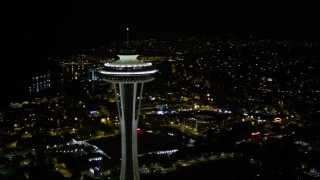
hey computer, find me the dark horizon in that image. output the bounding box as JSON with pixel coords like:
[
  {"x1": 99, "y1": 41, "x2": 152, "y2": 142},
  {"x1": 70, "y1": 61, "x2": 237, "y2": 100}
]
[{"x1": 3, "y1": 1, "x2": 320, "y2": 51}]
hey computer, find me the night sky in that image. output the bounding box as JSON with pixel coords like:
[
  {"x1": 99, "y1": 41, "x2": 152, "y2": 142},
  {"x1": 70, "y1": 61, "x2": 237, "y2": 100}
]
[
  {"x1": 4, "y1": 1, "x2": 320, "y2": 55},
  {"x1": 1, "y1": 1, "x2": 320, "y2": 105},
  {"x1": 3, "y1": 1, "x2": 320, "y2": 51}
]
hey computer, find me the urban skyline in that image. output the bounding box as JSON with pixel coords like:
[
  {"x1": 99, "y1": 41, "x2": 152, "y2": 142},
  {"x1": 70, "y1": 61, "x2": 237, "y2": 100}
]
[
  {"x1": 1, "y1": 35, "x2": 319, "y2": 179},
  {"x1": 1, "y1": 1, "x2": 320, "y2": 179}
]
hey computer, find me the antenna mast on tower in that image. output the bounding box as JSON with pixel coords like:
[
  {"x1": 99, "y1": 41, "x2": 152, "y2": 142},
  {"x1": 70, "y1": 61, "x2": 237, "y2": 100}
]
[{"x1": 126, "y1": 27, "x2": 130, "y2": 47}]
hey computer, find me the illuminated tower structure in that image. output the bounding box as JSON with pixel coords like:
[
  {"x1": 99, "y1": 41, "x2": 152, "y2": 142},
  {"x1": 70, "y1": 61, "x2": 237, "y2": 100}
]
[{"x1": 100, "y1": 28, "x2": 157, "y2": 180}]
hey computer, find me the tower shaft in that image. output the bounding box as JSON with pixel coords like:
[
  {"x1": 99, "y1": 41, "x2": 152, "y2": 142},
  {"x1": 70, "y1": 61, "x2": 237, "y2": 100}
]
[{"x1": 115, "y1": 82, "x2": 144, "y2": 180}]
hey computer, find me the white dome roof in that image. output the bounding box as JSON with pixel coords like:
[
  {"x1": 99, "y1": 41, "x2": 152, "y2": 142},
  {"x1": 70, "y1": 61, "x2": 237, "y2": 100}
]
[{"x1": 105, "y1": 54, "x2": 152, "y2": 67}]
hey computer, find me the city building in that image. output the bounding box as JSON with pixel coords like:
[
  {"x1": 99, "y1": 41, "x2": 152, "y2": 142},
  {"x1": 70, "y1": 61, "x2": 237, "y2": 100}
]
[{"x1": 28, "y1": 70, "x2": 51, "y2": 94}]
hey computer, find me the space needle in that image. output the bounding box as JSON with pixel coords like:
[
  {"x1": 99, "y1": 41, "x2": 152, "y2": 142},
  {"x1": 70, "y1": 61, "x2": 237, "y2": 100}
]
[{"x1": 100, "y1": 28, "x2": 157, "y2": 180}]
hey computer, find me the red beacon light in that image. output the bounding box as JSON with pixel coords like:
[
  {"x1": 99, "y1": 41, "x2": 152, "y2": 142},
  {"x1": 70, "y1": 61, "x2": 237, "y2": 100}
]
[{"x1": 251, "y1": 131, "x2": 260, "y2": 136}]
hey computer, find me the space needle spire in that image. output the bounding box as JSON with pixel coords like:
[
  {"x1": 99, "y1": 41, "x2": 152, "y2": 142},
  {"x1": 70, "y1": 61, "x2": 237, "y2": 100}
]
[{"x1": 100, "y1": 28, "x2": 157, "y2": 180}]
